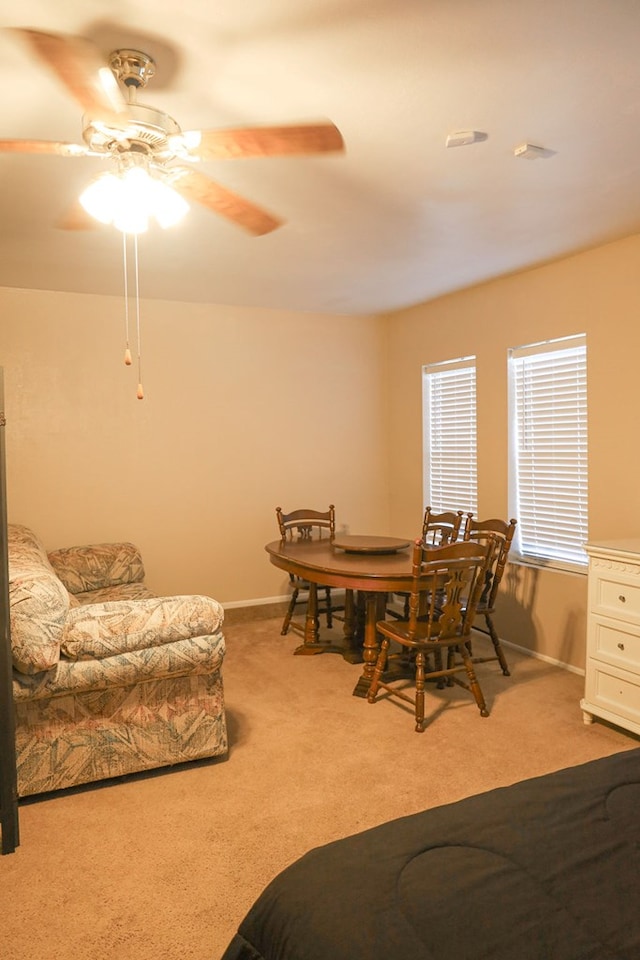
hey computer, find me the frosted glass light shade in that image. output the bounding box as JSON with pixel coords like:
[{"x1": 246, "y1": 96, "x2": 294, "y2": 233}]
[
  {"x1": 79, "y1": 166, "x2": 189, "y2": 233},
  {"x1": 149, "y1": 177, "x2": 190, "y2": 228},
  {"x1": 79, "y1": 173, "x2": 121, "y2": 225}
]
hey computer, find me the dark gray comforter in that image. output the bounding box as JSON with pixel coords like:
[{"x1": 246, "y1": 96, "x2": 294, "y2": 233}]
[{"x1": 219, "y1": 748, "x2": 640, "y2": 960}]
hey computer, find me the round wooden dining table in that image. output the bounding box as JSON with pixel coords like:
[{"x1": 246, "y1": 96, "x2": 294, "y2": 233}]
[{"x1": 265, "y1": 535, "x2": 414, "y2": 696}]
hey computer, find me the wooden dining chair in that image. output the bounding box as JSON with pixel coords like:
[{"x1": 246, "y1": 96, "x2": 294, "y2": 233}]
[
  {"x1": 276, "y1": 505, "x2": 338, "y2": 638},
  {"x1": 388, "y1": 507, "x2": 464, "y2": 619},
  {"x1": 422, "y1": 507, "x2": 465, "y2": 545},
  {"x1": 367, "y1": 539, "x2": 494, "y2": 732},
  {"x1": 462, "y1": 514, "x2": 517, "y2": 675}
]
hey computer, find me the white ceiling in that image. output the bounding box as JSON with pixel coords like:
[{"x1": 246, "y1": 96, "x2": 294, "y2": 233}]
[{"x1": 1, "y1": 0, "x2": 640, "y2": 316}]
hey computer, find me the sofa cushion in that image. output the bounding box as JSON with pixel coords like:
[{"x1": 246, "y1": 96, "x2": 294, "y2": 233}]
[
  {"x1": 60, "y1": 594, "x2": 225, "y2": 660},
  {"x1": 48, "y1": 541, "x2": 146, "y2": 595},
  {"x1": 8, "y1": 524, "x2": 69, "y2": 674}
]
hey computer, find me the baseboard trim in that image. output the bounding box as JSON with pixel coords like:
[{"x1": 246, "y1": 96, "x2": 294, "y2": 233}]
[
  {"x1": 485, "y1": 633, "x2": 585, "y2": 677},
  {"x1": 223, "y1": 595, "x2": 290, "y2": 609}
]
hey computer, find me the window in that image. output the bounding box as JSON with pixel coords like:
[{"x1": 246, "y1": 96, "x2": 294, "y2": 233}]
[
  {"x1": 422, "y1": 356, "x2": 477, "y2": 515},
  {"x1": 508, "y1": 334, "x2": 588, "y2": 570}
]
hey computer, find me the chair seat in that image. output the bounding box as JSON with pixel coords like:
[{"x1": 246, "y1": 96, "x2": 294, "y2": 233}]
[{"x1": 377, "y1": 618, "x2": 463, "y2": 649}]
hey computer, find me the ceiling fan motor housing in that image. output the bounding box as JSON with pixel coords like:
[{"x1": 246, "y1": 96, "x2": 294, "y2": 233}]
[
  {"x1": 81, "y1": 49, "x2": 183, "y2": 158},
  {"x1": 82, "y1": 102, "x2": 182, "y2": 157}
]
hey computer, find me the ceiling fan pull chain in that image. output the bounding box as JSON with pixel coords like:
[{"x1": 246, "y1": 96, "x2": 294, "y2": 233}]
[
  {"x1": 122, "y1": 230, "x2": 132, "y2": 366},
  {"x1": 133, "y1": 232, "x2": 144, "y2": 400}
]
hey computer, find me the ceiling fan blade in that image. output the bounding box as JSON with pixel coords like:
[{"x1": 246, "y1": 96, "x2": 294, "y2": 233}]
[
  {"x1": 8, "y1": 28, "x2": 127, "y2": 125},
  {"x1": 171, "y1": 167, "x2": 283, "y2": 236},
  {"x1": 0, "y1": 138, "x2": 89, "y2": 156},
  {"x1": 180, "y1": 122, "x2": 344, "y2": 161}
]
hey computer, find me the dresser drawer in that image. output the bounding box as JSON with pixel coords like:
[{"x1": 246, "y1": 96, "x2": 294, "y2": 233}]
[
  {"x1": 584, "y1": 663, "x2": 640, "y2": 729},
  {"x1": 590, "y1": 571, "x2": 640, "y2": 622},
  {"x1": 589, "y1": 618, "x2": 640, "y2": 671}
]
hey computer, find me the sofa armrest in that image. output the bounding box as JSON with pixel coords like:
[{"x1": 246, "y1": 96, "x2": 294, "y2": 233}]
[
  {"x1": 48, "y1": 542, "x2": 146, "y2": 595},
  {"x1": 10, "y1": 572, "x2": 68, "y2": 674},
  {"x1": 60, "y1": 594, "x2": 225, "y2": 660}
]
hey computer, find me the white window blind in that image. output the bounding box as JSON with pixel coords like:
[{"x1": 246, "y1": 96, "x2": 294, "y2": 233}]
[
  {"x1": 509, "y1": 334, "x2": 588, "y2": 568},
  {"x1": 422, "y1": 357, "x2": 477, "y2": 515}
]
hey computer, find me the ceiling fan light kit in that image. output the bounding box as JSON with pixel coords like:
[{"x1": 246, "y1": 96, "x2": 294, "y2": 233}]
[
  {"x1": 0, "y1": 28, "x2": 345, "y2": 237},
  {"x1": 79, "y1": 156, "x2": 189, "y2": 234},
  {"x1": 1, "y1": 27, "x2": 346, "y2": 398}
]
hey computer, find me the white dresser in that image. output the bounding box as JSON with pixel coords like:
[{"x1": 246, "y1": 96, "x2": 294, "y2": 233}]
[{"x1": 582, "y1": 539, "x2": 640, "y2": 735}]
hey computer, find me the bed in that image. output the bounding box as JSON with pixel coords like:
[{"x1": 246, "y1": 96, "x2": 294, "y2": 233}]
[{"x1": 219, "y1": 748, "x2": 640, "y2": 960}]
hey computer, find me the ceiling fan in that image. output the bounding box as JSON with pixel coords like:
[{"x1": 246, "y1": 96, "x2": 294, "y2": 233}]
[{"x1": 0, "y1": 28, "x2": 345, "y2": 235}]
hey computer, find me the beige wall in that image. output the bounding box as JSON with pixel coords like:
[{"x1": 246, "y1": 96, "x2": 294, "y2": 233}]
[
  {"x1": 0, "y1": 286, "x2": 389, "y2": 603},
  {"x1": 385, "y1": 233, "x2": 640, "y2": 669},
  {"x1": 4, "y1": 231, "x2": 640, "y2": 669}
]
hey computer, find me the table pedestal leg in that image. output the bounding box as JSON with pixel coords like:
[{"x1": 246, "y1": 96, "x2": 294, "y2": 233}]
[
  {"x1": 294, "y1": 584, "x2": 347, "y2": 657},
  {"x1": 305, "y1": 583, "x2": 319, "y2": 645},
  {"x1": 293, "y1": 583, "x2": 321, "y2": 654},
  {"x1": 341, "y1": 589, "x2": 363, "y2": 664},
  {"x1": 352, "y1": 592, "x2": 385, "y2": 697}
]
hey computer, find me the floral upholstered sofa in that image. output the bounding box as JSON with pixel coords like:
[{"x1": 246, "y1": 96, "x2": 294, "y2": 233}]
[{"x1": 8, "y1": 523, "x2": 227, "y2": 797}]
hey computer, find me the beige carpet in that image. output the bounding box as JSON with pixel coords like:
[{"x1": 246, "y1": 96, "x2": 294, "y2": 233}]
[{"x1": 1, "y1": 616, "x2": 637, "y2": 960}]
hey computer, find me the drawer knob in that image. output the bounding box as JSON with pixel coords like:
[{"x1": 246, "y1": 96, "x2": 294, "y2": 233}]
[
  {"x1": 618, "y1": 642, "x2": 625, "y2": 651},
  {"x1": 618, "y1": 595, "x2": 626, "y2": 603}
]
